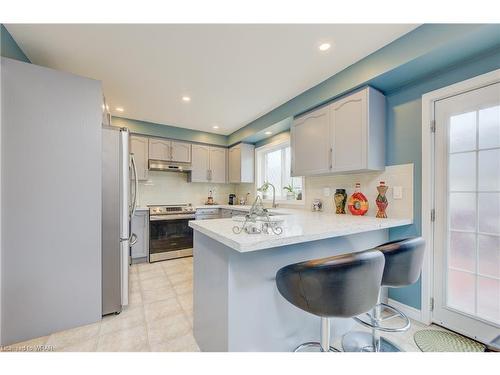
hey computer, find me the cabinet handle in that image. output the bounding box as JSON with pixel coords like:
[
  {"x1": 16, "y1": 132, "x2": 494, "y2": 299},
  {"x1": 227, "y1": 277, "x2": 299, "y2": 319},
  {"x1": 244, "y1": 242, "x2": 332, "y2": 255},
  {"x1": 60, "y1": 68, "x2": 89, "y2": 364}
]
[{"x1": 329, "y1": 148, "x2": 333, "y2": 169}]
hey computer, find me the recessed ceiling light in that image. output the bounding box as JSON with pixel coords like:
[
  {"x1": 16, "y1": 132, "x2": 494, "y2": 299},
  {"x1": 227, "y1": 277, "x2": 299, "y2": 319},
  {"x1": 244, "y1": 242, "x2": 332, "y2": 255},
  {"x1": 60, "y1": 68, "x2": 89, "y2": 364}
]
[
  {"x1": 115, "y1": 107, "x2": 124, "y2": 112},
  {"x1": 318, "y1": 43, "x2": 331, "y2": 52},
  {"x1": 212, "y1": 125, "x2": 219, "y2": 129},
  {"x1": 182, "y1": 96, "x2": 191, "y2": 102},
  {"x1": 265, "y1": 131, "x2": 273, "y2": 135}
]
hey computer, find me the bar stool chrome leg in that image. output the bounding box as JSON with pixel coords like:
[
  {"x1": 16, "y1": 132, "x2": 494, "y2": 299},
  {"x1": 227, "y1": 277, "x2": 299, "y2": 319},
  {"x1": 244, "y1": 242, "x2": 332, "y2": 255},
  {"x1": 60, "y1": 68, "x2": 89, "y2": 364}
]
[
  {"x1": 294, "y1": 318, "x2": 340, "y2": 352},
  {"x1": 342, "y1": 302, "x2": 409, "y2": 352}
]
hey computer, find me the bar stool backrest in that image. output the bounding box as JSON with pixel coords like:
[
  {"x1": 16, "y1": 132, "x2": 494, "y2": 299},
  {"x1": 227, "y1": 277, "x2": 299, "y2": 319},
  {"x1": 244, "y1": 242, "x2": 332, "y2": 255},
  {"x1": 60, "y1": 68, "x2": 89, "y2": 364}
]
[
  {"x1": 276, "y1": 250, "x2": 385, "y2": 318},
  {"x1": 376, "y1": 237, "x2": 425, "y2": 287}
]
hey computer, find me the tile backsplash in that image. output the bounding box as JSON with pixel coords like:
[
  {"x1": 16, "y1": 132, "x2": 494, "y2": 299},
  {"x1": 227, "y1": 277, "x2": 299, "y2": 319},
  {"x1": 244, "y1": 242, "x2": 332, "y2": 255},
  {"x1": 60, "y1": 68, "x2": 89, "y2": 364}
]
[
  {"x1": 299, "y1": 163, "x2": 414, "y2": 219},
  {"x1": 137, "y1": 164, "x2": 414, "y2": 220},
  {"x1": 136, "y1": 171, "x2": 237, "y2": 207}
]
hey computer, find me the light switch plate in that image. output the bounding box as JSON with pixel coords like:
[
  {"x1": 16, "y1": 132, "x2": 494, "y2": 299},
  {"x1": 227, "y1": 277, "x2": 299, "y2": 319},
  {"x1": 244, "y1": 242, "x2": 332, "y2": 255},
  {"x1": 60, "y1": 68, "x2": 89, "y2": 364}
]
[
  {"x1": 393, "y1": 186, "x2": 403, "y2": 200},
  {"x1": 323, "y1": 187, "x2": 331, "y2": 197}
]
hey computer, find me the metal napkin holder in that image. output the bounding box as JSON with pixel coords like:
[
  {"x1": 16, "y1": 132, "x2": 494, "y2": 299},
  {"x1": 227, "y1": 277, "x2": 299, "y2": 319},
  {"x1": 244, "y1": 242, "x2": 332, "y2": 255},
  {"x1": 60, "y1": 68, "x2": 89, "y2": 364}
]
[{"x1": 232, "y1": 196, "x2": 283, "y2": 235}]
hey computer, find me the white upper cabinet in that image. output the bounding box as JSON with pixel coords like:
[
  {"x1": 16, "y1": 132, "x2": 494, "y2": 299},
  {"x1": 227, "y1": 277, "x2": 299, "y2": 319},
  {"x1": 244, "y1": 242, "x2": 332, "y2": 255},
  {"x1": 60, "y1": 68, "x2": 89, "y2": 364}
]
[
  {"x1": 291, "y1": 106, "x2": 331, "y2": 176},
  {"x1": 330, "y1": 89, "x2": 367, "y2": 172},
  {"x1": 171, "y1": 140, "x2": 192, "y2": 163},
  {"x1": 209, "y1": 147, "x2": 227, "y2": 183},
  {"x1": 130, "y1": 135, "x2": 149, "y2": 181},
  {"x1": 149, "y1": 138, "x2": 171, "y2": 161},
  {"x1": 190, "y1": 144, "x2": 210, "y2": 182},
  {"x1": 190, "y1": 145, "x2": 227, "y2": 183},
  {"x1": 291, "y1": 87, "x2": 385, "y2": 176},
  {"x1": 148, "y1": 138, "x2": 192, "y2": 163},
  {"x1": 228, "y1": 143, "x2": 255, "y2": 183}
]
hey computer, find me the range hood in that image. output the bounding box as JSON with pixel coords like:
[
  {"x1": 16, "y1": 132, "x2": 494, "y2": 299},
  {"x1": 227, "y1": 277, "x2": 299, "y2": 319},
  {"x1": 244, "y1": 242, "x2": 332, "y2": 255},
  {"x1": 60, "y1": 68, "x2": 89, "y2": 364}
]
[{"x1": 148, "y1": 159, "x2": 192, "y2": 173}]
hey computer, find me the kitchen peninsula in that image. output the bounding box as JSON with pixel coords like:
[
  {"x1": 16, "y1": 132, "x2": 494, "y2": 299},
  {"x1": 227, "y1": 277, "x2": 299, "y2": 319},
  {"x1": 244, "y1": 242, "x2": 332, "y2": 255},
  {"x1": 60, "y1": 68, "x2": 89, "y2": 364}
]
[{"x1": 189, "y1": 210, "x2": 412, "y2": 351}]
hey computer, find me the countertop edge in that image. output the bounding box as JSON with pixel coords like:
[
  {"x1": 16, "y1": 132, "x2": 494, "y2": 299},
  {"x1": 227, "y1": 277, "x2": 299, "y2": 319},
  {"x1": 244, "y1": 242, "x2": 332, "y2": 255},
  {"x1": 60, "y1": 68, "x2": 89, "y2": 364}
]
[{"x1": 189, "y1": 218, "x2": 413, "y2": 253}]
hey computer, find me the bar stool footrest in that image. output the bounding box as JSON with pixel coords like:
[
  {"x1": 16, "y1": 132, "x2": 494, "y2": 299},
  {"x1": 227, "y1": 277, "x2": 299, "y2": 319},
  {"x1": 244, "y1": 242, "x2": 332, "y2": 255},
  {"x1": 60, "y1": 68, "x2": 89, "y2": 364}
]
[
  {"x1": 294, "y1": 342, "x2": 340, "y2": 352},
  {"x1": 342, "y1": 332, "x2": 403, "y2": 352},
  {"x1": 353, "y1": 302, "x2": 411, "y2": 332}
]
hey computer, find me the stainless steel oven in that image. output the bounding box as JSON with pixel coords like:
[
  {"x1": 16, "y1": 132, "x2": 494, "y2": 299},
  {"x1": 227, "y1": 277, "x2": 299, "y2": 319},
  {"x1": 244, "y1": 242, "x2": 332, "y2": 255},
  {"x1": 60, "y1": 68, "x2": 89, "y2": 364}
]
[{"x1": 149, "y1": 204, "x2": 195, "y2": 262}]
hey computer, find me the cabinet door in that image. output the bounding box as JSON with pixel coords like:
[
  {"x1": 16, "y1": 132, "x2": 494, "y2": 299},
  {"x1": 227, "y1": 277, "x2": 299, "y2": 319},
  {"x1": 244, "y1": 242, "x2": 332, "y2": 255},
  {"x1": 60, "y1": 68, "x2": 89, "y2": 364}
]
[
  {"x1": 221, "y1": 209, "x2": 232, "y2": 218},
  {"x1": 330, "y1": 89, "x2": 367, "y2": 172},
  {"x1": 209, "y1": 147, "x2": 227, "y2": 183},
  {"x1": 149, "y1": 138, "x2": 171, "y2": 161},
  {"x1": 228, "y1": 146, "x2": 241, "y2": 183},
  {"x1": 291, "y1": 106, "x2": 331, "y2": 176},
  {"x1": 130, "y1": 135, "x2": 149, "y2": 180},
  {"x1": 131, "y1": 212, "x2": 149, "y2": 259},
  {"x1": 191, "y1": 144, "x2": 210, "y2": 182},
  {"x1": 171, "y1": 140, "x2": 192, "y2": 163}
]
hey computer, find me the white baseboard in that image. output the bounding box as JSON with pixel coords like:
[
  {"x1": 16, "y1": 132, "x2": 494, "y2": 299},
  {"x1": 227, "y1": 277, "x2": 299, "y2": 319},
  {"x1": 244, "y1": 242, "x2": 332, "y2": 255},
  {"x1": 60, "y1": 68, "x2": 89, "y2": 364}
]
[{"x1": 388, "y1": 298, "x2": 426, "y2": 324}]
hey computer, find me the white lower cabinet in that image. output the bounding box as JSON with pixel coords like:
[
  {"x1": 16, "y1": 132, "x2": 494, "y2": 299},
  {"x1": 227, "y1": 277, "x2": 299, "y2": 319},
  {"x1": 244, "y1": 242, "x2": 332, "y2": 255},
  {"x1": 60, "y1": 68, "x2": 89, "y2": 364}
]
[
  {"x1": 131, "y1": 210, "x2": 149, "y2": 260},
  {"x1": 221, "y1": 208, "x2": 247, "y2": 218}
]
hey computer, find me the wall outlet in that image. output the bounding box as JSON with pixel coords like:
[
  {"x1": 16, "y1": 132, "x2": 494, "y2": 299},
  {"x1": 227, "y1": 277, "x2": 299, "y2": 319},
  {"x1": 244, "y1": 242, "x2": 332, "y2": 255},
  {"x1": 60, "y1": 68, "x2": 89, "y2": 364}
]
[
  {"x1": 393, "y1": 186, "x2": 403, "y2": 200},
  {"x1": 323, "y1": 187, "x2": 331, "y2": 197}
]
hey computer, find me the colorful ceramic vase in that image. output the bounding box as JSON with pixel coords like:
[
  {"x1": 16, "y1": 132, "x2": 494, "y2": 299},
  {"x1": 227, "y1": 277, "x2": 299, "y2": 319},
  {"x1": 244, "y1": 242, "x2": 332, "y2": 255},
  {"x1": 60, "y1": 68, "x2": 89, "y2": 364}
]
[
  {"x1": 348, "y1": 183, "x2": 369, "y2": 216},
  {"x1": 376, "y1": 181, "x2": 389, "y2": 218},
  {"x1": 334, "y1": 189, "x2": 347, "y2": 214}
]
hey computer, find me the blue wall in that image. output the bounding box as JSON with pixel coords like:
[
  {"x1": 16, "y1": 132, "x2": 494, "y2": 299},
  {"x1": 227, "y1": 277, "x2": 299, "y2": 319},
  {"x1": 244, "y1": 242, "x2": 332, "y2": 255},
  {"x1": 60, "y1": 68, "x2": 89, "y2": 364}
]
[
  {"x1": 112, "y1": 116, "x2": 227, "y2": 146},
  {"x1": 1, "y1": 25, "x2": 30, "y2": 63},
  {"x1": 386, "y1": 48, "x2": 500, "y2": 309}
]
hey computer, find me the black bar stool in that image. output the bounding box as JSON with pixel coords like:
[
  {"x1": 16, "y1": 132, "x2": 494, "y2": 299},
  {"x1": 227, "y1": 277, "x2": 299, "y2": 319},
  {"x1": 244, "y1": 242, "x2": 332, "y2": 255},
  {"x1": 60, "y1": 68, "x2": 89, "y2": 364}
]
[
  {"x1": 342, "y1": 237, "x2": 425, "y2": 352},
  {"x1": 276, "y1": 249, "x2": 385, "y2": 352}
]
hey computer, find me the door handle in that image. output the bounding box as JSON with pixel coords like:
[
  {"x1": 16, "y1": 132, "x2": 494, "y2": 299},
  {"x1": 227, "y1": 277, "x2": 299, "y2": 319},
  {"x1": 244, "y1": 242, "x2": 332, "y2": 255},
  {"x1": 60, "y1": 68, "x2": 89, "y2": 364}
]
[
  {"x1": 130, "y1": 154, "x2": 138, "y2": 219},
  {"x1": 329, "y1": 148, "x2": 333, "y2": 169}
]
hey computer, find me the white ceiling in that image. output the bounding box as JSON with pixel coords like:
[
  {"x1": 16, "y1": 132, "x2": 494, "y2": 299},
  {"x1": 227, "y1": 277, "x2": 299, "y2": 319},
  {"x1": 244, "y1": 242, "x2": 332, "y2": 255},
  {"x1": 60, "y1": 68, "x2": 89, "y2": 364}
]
[{"x1": 6, "y1": 24, "x2": 418, "y2": 135}]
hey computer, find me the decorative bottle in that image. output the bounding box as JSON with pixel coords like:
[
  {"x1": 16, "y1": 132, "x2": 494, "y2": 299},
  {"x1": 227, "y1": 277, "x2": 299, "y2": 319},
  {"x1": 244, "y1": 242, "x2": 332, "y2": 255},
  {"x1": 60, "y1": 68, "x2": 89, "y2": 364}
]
[
  {"x1": 348, "y1": 183, "x2": 369, "y2": 216},
  {"x1": 375, "y1": 181, "x2": 389, "y2": 218},
  {"x1": 334, "y1": 189, "x2": 347, "y2": 214}
]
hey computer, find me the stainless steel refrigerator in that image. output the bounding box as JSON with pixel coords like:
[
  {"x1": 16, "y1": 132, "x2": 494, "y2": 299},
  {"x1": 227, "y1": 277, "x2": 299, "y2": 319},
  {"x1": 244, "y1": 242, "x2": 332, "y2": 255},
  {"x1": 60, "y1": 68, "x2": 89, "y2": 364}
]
[{"x1": 102, "y1": 126, "x2": 138, "y2": 315}]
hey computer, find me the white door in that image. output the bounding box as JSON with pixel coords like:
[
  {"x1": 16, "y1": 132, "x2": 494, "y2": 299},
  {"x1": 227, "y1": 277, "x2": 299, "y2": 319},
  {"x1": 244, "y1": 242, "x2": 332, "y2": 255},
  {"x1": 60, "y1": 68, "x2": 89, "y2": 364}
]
[
  {"x1": 191, "y1": 144, "x2": 210, "y2": 182},
  {"x1": 330, "y1": 89, "x2": 367, "y2": 172},
  {"x1": 433, "y1": 82, "x2": 500, "y2": 343},
  {"x1": 291, "y1": 106, "x2": 331, "y2": 176},
  {"x1": 209, "y1": 147, "x2": 227, "y2": 183},
  {"x1": 171, "y1": 140, "x2": 192, "y2": 163}
]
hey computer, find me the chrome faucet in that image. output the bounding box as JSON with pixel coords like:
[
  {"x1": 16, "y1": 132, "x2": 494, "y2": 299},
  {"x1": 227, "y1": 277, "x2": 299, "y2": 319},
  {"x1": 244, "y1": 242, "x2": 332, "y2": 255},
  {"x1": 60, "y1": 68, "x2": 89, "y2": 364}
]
[{"x1": 257, "y1": 181, "x2": 277, "y2": 208}]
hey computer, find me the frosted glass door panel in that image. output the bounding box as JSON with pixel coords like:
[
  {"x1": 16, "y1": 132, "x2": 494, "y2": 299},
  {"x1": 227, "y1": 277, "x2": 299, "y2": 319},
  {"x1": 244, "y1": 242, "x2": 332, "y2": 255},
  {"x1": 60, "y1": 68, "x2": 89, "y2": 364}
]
[
  {"x1": 449, "y1": 192, "x2": 476, "y2": 231},
  {"x1": 449, "y1": 152, "x2": 476, "y2": 191},
  {"x1": 479, "y1": 105, "x2": 500, "y2": 149},
  {"x1": 433, "y1": 81, "x2": 500, "y2": 342},
  {"x1": 449, "y1": 111, "x2": 476, "y2": 152}
]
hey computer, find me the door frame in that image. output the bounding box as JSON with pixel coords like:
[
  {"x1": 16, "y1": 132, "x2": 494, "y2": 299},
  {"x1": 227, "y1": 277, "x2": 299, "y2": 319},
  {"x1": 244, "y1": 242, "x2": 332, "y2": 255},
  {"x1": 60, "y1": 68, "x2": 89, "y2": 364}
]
[{"x1": 421, "y1": 68, "x2": 500, "y2": 325}]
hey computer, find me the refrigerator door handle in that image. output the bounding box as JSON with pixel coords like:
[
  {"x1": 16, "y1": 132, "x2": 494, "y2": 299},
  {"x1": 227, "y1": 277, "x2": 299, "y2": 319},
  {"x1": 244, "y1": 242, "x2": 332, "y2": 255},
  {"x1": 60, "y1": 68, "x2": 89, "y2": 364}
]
[{"x1": 130, "y1": 153, "x2": 138, "y2": 220}]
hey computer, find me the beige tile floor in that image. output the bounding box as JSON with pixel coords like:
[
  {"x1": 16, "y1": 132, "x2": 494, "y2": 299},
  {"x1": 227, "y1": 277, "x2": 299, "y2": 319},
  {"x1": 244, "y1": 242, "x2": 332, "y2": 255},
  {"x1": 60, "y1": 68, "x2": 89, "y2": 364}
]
[
  {"x1": 1, "y1": 256, "x2": 460, "y2": 352},
  {"x1": 2, "y1": 257, "x2": 198, "y2": 352}
]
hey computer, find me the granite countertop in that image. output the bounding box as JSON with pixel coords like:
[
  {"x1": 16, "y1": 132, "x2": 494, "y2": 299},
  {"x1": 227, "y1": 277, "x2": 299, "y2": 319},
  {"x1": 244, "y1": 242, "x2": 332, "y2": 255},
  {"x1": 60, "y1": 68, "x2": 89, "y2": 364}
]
[{"x1": 189, "y1": 209, "x2": 412, "y2": 253}]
